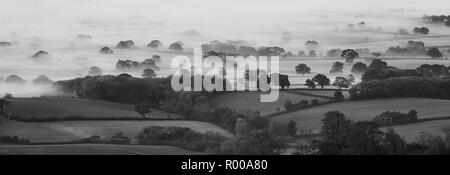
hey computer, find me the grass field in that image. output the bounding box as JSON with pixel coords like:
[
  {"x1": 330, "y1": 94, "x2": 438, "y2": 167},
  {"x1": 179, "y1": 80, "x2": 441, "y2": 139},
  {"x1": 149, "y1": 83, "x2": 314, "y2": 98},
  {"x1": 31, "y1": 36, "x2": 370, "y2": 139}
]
[
  {"x1": 0, "y1": 119, "x2": 234, "y2": 142},
  {"x1": 0, "y1": 144, "x2": 201, "y2": 155},
  {"x1": 271, "y1": 98, "x2": 450, "y2": 133},
  {"x1": 208, "y1": 91, "x2": 330, "y2": 115},
  {"x1": 6, "y1": 98, "x2": 182, "y2": 119},
  {"x1": 384, "y1": 120, "x2": 450, "y2": 142}
]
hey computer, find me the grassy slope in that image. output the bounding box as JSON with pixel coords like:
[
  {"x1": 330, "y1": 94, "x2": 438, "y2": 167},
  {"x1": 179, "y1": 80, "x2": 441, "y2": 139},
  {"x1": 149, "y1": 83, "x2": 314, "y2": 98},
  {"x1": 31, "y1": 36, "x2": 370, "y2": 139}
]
[
  {"x1": 7, "y1": 98, "x2": 182, "y2": 119},
  {"x1": 271, "y1": 98, "x2": 450, "y2": 133},
  {"x1": 0, "y1": 119, "x2": 234, "y2": 142},
  {"x1": 208, "y1": 91, "x2": 330, "y2": 115},
  {"x1": 383, "y1": 120, "x2": 450, "y2": 142},
  {"x1": 0, "y1": 144, "x2": 201, "y2": 155}
]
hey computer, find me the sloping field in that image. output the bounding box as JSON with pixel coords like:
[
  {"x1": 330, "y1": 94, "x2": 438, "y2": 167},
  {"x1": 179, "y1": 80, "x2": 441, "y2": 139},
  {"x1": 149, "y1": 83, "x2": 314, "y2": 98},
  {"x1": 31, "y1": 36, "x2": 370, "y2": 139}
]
[
  {"x1": 271, "y1": 98, "x2": 450, "y2": 133},
  {"x1": 0, "y1": 119, "x2": 234, "y2": 142},
  {"x1": 0, "y1": 144, "x2": 201, "y2": 155},
  {"x1": 208, "y1": 91, "x2": 329, "y2": 115},
  {"x1": 7, "y1": 98, "x2": 182, "y2": 119},
  {"x1": 384, "y1": 120, "x2": 450, "y2": 142}
]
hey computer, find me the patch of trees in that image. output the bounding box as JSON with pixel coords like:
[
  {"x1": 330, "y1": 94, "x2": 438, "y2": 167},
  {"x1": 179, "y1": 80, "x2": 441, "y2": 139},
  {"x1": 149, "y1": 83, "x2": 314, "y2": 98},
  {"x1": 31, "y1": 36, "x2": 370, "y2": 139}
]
[
  {"x1": 136, "y1": 126, "x2": 226, "y2": 152},
  {"x1": 338, "y1": 49, "x2": 359, "y2": 63},
  {"x1": 33, "y1": 75, "x2": 53, "y2": 85},
  {"x1": 116, "y1": 59, "x2": 160, "y2": 71},
  {"x1": 311, "y1": 74, "x2": 330, "y2": 89},
  {"x1": 115, "y1": 40, "x2": 135, "y2": 49},
  {"x1": 326, "y1": 49, "x2": 342, "y2": 57},
  {"x1": 351, "y1": 62, "x2": 368, "y2": 75},
  {"x1": 4, "y1": 74, "x2": 25, "y2": 84},
  {"x1": 312, "y1": 110, "x2": 450, "y2": 155},
  {"x1": 311, "y1": 111, "x2": 410, "y2": 154},
  {"x1": 332, "y1": 75, "x2": 354, "y2": 89},
  {"x1": 426, "y1": 47, "x2": 443, "y2": 58},
  {"x1": 422, "y1": 15, "x2": 450, "y2": 28},
  {"x1": 350, "y1": 77, "x2": 450, "y2": 100},
  {"x1": 88, "y1": 66, "x2": 102, "y2": 76},
  {"x1": 257, "y1": 46, "x2": 286, "y2": 56},
  {"x1": 304, "y1": 40, "x2": 319, "y2": 50},
  {"x1": 385, "y1": 40, "x2": 426, "y2": 56},
  {"x1": 361, "y1": 59, "x2": 450, "y2": 81},
  {"x1": 329, "y1": 61, "x2": 344, "y2": 73},
  {"x1": 147, "y1": 40, "x2": 163, "y2": 48},
  {"x1": 413, "y1": 27, "x2": 430, "y2": 35},
  {"x1": 0, "y1": 136, "x2": 31, "y2": 144},
  {"x1": 211, "y1": 115, "x2": 293, "y2": 154},
  {"x1": 295, "y1": 63, "x2": 311, "y2": 75},
  {"x1": 31, "y1": 50, "x2": 52, "y2": 62},
  {"x1": 99, "y1": 47, "x2": 114, "y2": 54},
  {"x1": 55, "y1": 75, "x2": 172, "y2": 106},
  {"x1": 0, "y1": 41, "x2": 12, "y2": 47},
  {"x1": 142, "y1": 68, "x2": 157, "y2": 78},
  {"x1": 372, "y1": 110, "x2": 418, "y2": 127},
  {"x1": 169, "y1": 41, "x2": 184, "y2": 52}
]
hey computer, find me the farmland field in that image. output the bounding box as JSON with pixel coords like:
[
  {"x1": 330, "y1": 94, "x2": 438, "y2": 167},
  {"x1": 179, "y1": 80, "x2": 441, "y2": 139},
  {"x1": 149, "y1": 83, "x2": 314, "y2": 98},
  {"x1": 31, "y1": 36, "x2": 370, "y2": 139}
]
[
  {"x1": 208, "y1": 91, "x2": 330, "y2": 115},
  {"x1": 271, "y1": 98, "x2": 450, "y2": 133},
  {"x1": 0, "y1": 144, "x2": 201, "y2": 155},
  {"x1": 0, "y1": 119, "x2": 234, "y2": 142},
  {"x1": 384, "y1": 120, "x2": 450, "y2": 142},
  {"x1": 7, "y1": 98, "x2": 182, "y2": 119}
]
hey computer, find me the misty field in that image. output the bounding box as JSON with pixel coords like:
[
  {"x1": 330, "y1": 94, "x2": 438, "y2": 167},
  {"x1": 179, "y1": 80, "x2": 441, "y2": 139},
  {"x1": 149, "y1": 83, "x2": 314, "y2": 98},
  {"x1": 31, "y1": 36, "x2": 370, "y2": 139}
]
[
  {"x1": 208, "y1": 91, "x2": 332, "y2": 115},
  {"x1": 271, "y1": 98, "x2": 450, "y2": 133},
  {"x1": 0, "y1": 119, "x2": 234, "y2": 143},
  {"x1": 0, "y1": 144, "x2": 200, "y2": 155},
  {"x1": 7, "y1": 98, "x2": 181, "y2": 119}
]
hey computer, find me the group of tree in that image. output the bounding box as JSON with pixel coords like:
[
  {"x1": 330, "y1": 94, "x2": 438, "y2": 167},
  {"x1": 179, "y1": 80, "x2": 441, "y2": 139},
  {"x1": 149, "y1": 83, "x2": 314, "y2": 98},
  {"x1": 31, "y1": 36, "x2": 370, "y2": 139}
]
[
  {"x1": 372, "y1": 110, "x2": 418, "y2": 127},
  {"x1": 116, "y1": 59, "x2": 159, "y2": 71},
  {"x1": 412, "y1": 27, "x2": 430, "y2": 35},
  {"x1": 385, "y1": 40, "x2": 426, "y2": 56},
  {"x1": 55, "y1": 74, "x2": 172, "y2": 106},
  {"x1": 422, "y1": 14, "x2": 450, "y2": 27},
  {"x1": 332, "y1": 75, "x2": 354, "y2": 89}
]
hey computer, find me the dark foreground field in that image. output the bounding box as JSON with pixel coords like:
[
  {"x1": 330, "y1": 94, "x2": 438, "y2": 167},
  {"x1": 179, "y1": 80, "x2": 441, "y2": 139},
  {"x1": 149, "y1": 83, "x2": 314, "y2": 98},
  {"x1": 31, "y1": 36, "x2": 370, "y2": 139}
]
[{"x1": 0, "y1": 144, "x2": 201, "y2": 155}]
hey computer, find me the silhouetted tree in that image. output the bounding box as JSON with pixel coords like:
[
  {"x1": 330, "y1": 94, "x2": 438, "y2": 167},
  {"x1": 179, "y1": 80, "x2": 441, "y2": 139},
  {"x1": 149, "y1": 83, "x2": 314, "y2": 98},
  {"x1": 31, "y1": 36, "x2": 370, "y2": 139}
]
[
  {"x1": 312, "y1": 74, "x2": 330, "y2": 89},
  {"x1": 134, "y1": 103, "x2": 151, "y2": 118},
  {"x1": 295, "y1": 63, "x2": 311, "y2": 75}
]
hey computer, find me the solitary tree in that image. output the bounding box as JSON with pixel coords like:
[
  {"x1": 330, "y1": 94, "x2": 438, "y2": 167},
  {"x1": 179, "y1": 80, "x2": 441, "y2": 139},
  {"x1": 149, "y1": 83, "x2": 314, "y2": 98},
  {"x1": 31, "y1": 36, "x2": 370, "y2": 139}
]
[
  {"x1": 312, "y1": 74, "x2": 330, "y2": 89},
  {"x1": 332, "y1": 77, "x2": 351, "y2": 89},
  {"x1": 305, "y1": 79, "x2": 316, "y2": 89},
  {"x1": 330, "y1": 61, "x2": 344, "y2": 74},
  {"x1": 341, "y1": 49, "x2": 359, "y2": 63},
  {"x1": 88, "y1": 66, "x2": 102, "y2": 76},
  {"x1": 351, "y1": 62, "x2": 368, "y2": 74},
  {"x1": 134, "y1": 103, "x2": 151, "y2": 118},
  {"x1": 426, "y1": 47, "x2": 443, "y2": 58},
  {"x1": 295, "y1": 63, "x2": 311, "y2": 75},
  {"x1": 287, "y1": 120, "x2": 298, "y2": 137}
]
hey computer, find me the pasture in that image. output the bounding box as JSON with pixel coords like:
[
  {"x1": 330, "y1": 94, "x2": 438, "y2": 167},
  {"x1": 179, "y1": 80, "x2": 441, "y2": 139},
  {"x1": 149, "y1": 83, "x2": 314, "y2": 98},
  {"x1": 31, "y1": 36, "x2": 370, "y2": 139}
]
[
  {"x1": 6, "y1": 98, "x2": 181, "y2": 119},
  {"x1": 271, "y1": 98, "x2": 450, "y2": 133},
  {"x1": 385, "y1": 120, "x2": 450, "y2": 142},
  {"x1": 207, "y1": 91, "x2": 331, "y2": 115},
  {"x1": 0, "y1": 144, "x2": 200, "y2": 155},
  {"x1": 0, "y1": 119, "x2": 234, "y2": 143}
]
